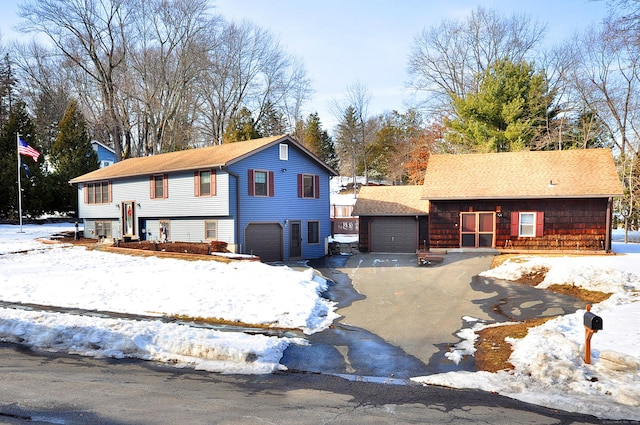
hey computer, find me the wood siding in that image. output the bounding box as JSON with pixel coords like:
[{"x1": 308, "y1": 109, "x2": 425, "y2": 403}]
[{"x1": 428, "y1": 198, "x2": 610, "y2": 251}]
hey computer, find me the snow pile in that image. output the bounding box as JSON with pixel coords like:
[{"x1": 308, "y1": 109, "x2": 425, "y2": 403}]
[
  {"x1": 0, "y1": 223, "x2": 337, "y2": 374},
  {"x1": 415, "y1": 235, "x2": 640, "y2": 421}
]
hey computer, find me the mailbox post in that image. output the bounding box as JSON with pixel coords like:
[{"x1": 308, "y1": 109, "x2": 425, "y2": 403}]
[{"x1": 583, "y1": 304, "x2": 603, "y2": 364}]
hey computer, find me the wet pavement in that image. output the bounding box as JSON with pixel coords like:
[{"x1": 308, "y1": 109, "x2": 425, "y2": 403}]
[{"x1": 282, "y1": 251, "x2": 587, "y2": 380}]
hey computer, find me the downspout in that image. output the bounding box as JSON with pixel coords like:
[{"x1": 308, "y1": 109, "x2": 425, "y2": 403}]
[
  {"x1": 222, "y1": 166, "x2": 241, "y2": 253},
  {"x1": 605, "y1": 197, "x2": 613, "y2": 253}
]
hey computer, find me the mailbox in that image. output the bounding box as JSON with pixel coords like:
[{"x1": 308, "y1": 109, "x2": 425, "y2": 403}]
[{"x1": 584, "y1": 311, "x2": 603, "y2": 331}]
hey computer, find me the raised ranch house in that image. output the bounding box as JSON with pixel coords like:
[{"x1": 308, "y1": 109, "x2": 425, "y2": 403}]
[
  {"x1": 70, "y1": 135, "x2": 338, "y2": 262},
  {"x1": 354, "y1": 149, "x2": 623, "y2": 253}
]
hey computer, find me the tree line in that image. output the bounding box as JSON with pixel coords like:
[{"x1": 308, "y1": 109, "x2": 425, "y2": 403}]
[{"x1": 0, "y1": 0, "x2": 638, "y2": 232}]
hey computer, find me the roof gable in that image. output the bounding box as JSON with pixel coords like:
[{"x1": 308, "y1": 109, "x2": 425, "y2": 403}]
[
  {"x1": 352, "y1": 186, "x2": 429, "y2": 216},
  {"x1": 71, "y1": 135, "x2": 337, "y2": 183},
  {"x1": 421, "y1": 149, "x2": 623, "y2": 200}
]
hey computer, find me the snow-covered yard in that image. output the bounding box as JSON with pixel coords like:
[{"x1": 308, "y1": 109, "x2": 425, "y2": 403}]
[
  {"x1": 2, "y1": 223, "x2": 640, "y2": 420},
  {"x1": 414, "y1": 229, "x2": 640, "y2": 421},
  {"x1": 0, "y1": 223, "x2": 338, "y2": 374}
]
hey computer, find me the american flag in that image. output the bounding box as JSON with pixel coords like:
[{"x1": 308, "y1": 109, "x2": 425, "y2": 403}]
[{"x1": 18, "y1": 137, "x2": 40, "y2": 162}]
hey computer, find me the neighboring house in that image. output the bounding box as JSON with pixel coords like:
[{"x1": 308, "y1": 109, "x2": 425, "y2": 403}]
[
  {"x1": 330, "y1": 192, "x2": 358, "y2": 235},
  {"x1": 91, "y1": 141, "x2": 117, "y2": 168},
  {"x1": 352, "y1": 186, "x2": 429, "y2": 252},
  {"x1": 70, "y1": 135, "x2": 338, "y2": 262},
  {"x1": 353, "y1": 149, "x2": 623, "y2": 253}
]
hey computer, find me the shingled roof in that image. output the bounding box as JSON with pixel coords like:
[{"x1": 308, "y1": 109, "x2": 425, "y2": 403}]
[
  {"x1": 421, "y1": 148, "x2": 623, "y2": 200},
  {"x1": 352, "y1": 186, "x2": 429, "y2": 216},
  {"x1": 70, "y1": 135, "x2": 336, "y2": 183}
]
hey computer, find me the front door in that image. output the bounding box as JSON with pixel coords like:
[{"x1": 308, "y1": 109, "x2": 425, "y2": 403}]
[
  {"x1": 122, "y1": 201, "x2": 135, "y2": 236},
  {"x1": 460, "y1": 212, "x2": 495, "y2": 248},
  {"x1": 289, "y1": 221, "x2": 301, "y2": 258}
]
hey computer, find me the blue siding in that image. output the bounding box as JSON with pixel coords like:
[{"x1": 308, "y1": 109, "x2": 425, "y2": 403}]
[{"x1": 228, "y1": 142, "x2": 332, "y2": 260}]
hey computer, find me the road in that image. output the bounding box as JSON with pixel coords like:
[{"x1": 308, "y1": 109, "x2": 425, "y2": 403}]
[{"x1": 0, "y1": 343, "x2": 599, "y2": 425}]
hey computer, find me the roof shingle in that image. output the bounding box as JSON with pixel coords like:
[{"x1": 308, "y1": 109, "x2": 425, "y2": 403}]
[
  {"x1": 352, "y1": 186, "x2": 429, "y2": 216},
  {"x1": 421, "y1": 149, "x2": 623, "y2": 200},
  {"x1": 70, "y1": 135, "x2": 337, "y2": 183}
]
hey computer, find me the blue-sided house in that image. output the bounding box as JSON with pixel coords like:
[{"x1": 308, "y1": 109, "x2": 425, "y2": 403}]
[
  {"x1": 91, "y1": 140, "x2": 117, "y2": 168},
  {"x1": 70, "y1": 135, "x2": 338, "y2": 262}
]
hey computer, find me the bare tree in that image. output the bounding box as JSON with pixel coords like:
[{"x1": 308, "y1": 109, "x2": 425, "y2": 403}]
[
  {"x1": 564, "y1": 16, "x2": 640, "y2": 237},
  {"x1": 197, "y1": 20, "x2": 310, "y2": 144},
  {"x1": 126, "y1": 0, "x2": 214, "y2": 154},
  {"x1": 12, "y1": 41, "x2": 72, "y2": 151},
  {"x1": 332, "y1": 81, "x2": 374, "y2": 183},
  {"x1": 19, "y1": 0, "x2": 131, "y2": 160},
  {"x1": 407, "y1": 6, "x2": 546, "y2": 115}
]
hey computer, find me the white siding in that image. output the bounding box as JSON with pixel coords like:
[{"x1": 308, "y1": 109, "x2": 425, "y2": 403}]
[{"x1": 143, "y1": 218, "x2": 234, "y2": 244}]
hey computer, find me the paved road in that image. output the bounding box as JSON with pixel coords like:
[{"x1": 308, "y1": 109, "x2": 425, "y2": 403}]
[{"x1": 0, "y1": 343, "x2": 599, "y2": 424}]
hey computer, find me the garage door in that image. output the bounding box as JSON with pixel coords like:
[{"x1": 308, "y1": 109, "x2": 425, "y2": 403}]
[
  {"x1": 245, "y1": 223, "x2": 283, "y2": 262},
  {"x1": 370, "y1": 217, "x2": 417, "y2": 253}
]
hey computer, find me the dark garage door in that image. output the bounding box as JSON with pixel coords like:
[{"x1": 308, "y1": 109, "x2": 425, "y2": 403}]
[
  {"x1": 370, "y1": 217, "x2": 417, "y2": 253},
  {"x1": 245, "y1": 223, "x2": 283, "y2": 262}
]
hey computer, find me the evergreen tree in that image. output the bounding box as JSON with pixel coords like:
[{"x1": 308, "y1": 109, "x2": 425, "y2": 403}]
[
  {"x1": 0, "y1": 101, "x2": 47, "y2": 218},
  {"x1": 446, "y1": 59, "x2": 557, "y2": 152},
  {"x1": 50, "y1": 99, "x2": 99, "y2": 214},
  {"x1": 335, "y1": 106, "x2": 362, "y2": 180},
  {"x1": 257, "y1": 100, "x2": 287, "y2": 137},
  {"x1": 223, "y1": 107, "x2": 261, "y2": 143},
  {"x1": 0, "y1": 53, "x2": 17, "y2": 130},
  {"x1": 303, "y1": 112, "x2": 338, "y2": 170}
]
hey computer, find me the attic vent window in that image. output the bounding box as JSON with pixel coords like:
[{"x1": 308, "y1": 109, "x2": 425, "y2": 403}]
[{"x1": 279, "y1": 143, "x2": 288, "y2": 160}]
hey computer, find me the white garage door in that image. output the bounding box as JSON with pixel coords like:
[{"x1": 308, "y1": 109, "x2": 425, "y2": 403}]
[
  {"x1": 370, "y1": 217, "x2": 417, "y2": 253},
  {"x1": 245, "y1": 223, "x2": 283, "y2": 262}
]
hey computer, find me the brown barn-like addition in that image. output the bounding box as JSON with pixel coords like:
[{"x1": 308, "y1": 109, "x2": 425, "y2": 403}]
[
  {"x1": 422, "y1": 149, "x2": 623, "y2": 252},
  {"x1": 352, "y1": 186, "x2": 429, "y2": 253}
]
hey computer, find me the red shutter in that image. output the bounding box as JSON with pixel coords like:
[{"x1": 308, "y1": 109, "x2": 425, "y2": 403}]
[
  {"x1": 297, "y1": 174, "x2": 303, "y2": 198},
  {"x1": 510, "y1": 212, "x2": 519, "y2": 236},
  {"x1": 194, "y1": 171, "x2": 200, "y2": 197},
  {"x1": 314, "y1": 175, "x2": 320, "y2": 199},
  {"x1": 150, "y1": 176, "x2": 155, "y2": 199},
  {"x1": 248, "y1": 170, "x2": 254, "y2": 196},
  {"x1": 163, "y1": 174, "x2": 168, "y2": 198},
  {"x1": 268, "y1": 171, "x2": 275, "y2": 197},
  {"x1": 536, "y1": 211, "x2": 545, "y2": 237},
  {"x1": 211, "y1": 170, "x2": 216, "y2": 196}
]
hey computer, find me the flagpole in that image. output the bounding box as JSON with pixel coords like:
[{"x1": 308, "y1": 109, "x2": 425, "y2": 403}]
[{"x1": 16, "y1": 133, "x2": 24, "y2": 233}]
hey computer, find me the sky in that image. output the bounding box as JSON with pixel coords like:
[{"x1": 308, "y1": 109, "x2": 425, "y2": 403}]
[
  {"x1": 1, "y1": 222, "x2": 639, "y2": 420},
  {"x1": 212, "y1": 0, "x2": 611, "y2": 128},
  {"x1": 0, "y1": 0, "x2": 611, "y2": 132}
]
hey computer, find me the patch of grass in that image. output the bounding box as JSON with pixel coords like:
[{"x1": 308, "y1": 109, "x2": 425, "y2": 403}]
[
  {"x1": 167, "y1": 314, "x2": 300, "y2": 332},
  {"x1": 475, "y1": 317, "x2": 553, "y2": 373},
  {"x1": 546, "y1": 284, "x2": 611, "y2": 303}
]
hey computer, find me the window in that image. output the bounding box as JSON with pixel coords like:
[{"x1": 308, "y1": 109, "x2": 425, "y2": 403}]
[
  {"x1": 150, "y1": 175, "x2": 168, "y2": 199},
  {"x1": 194, "y1": 170, "x2": 216, "y2": 197},
  {"x1": 511, "y1": 211, "x2": 544, "y2": 237},
  {"x1": 298, "y1": 174, "x2": 320, "y2": 199},
  {"x1": 254, "y1": 171, "x2": 267, "y2": 196},
  {"x1": 307, "y1": 221, "x2": 320, "y2": 244},
  {"x1": 279, "y1": 143, "x2": 288, "y2": 160},
  {"x1": 519, "y1": 212, "x2": 536, "y2": 237},
  {"x1": 248, "y1": 170, "x2": 274, "y2": 197},
  {"x1": 95, "y1": 221, "x2": 112, "y2": 238},
  {"x1": 85, "y1": 182, "x2": 111, "y2": 204},
  {"x1": 205, "y1": 220, "x2": 218, "y2": 240}
]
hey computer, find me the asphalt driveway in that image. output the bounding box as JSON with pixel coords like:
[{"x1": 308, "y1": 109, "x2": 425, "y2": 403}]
[
  {"x1": 283, "y1": 251, "x2": 496, "y2": 378},
  {"x1": 283, "y1": 250, "x2": 587, "y2": 379}
]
